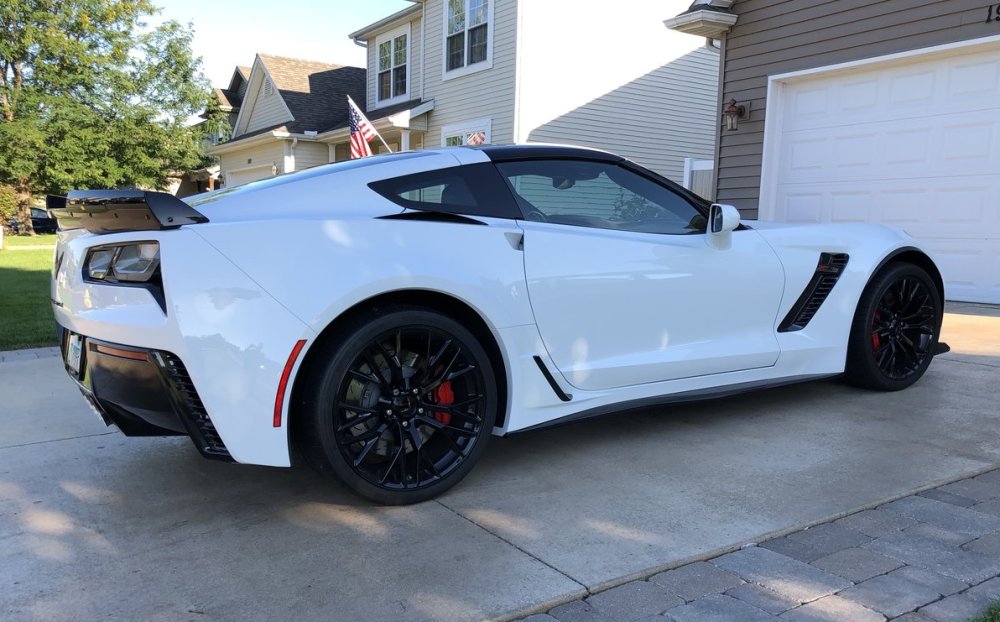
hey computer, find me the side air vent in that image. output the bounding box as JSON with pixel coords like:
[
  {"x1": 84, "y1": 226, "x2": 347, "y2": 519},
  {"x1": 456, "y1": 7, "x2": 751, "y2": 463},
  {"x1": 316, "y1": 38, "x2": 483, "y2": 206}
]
[
  {"x1": 778, "y1": 253, "x2": 850, "y2": 332},
  {"x1": 157, "y1": 352, "x2": 232, "y2": 460}
]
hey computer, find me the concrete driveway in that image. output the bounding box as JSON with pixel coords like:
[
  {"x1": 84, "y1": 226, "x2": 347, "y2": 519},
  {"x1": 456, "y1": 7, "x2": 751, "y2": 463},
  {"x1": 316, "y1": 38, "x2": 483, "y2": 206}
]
[{"x1": 2, "y1": 304, "x2": 998, "y2": 621}]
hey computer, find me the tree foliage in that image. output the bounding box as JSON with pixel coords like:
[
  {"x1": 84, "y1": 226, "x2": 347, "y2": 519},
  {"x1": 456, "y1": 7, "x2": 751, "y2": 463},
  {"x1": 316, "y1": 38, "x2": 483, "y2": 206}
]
[{"x1": 0, "y1": 0, "x2": 210, "y2": 233}]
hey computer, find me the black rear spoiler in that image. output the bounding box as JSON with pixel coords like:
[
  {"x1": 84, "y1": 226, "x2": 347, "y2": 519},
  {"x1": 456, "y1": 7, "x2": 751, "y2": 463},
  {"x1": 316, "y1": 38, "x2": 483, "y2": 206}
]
[{"x1": 46, "y1": 190, "x2": 209, "y2": 234}]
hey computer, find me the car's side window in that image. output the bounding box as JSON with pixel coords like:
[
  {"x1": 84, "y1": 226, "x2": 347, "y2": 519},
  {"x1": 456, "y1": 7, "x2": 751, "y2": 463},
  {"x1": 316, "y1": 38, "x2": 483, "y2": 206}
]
[
  {"x1": 496, "y1": 160, "x2": 706, "y2": 235},
  {"x1": 369, "y1": 163, "x2": 520, "y2": 219}
]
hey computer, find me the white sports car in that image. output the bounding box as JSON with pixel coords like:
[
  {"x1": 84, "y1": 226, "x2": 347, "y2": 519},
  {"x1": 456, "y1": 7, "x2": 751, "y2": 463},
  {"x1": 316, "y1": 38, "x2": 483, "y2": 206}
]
[{"x1": 49, "y1": 145, "x2": 947, "y2": 504}]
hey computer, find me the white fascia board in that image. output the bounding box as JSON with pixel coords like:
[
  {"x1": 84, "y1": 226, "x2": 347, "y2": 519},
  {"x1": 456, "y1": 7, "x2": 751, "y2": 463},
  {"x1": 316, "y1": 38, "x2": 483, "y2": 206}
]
[
  {"x1": 206, "y1": 130, "x2": 290, "y2": 155},
  {"x1": 387, "y1": 100, "x2": 435, "y2": 127},
  {"x1": 229, "y1": 55, "x2": 264, "y2": 137},
  {"x1": 349, "y1": 4, "x2": 422, "y2": 42}
]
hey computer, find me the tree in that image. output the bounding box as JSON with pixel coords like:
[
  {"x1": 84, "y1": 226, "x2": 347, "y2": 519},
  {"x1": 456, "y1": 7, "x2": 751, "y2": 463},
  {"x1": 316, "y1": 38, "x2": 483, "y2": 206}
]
[{"x1": 0, "y1": 0, "x2": 210, "y2": 234}]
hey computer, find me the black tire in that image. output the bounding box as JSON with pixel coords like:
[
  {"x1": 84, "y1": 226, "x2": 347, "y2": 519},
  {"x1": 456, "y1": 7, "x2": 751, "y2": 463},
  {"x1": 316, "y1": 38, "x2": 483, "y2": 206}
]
[
  {"x1": 845, "y1": 263, "x2": 942, "y2": 391},
  {"x1": 296, "y1": 305, "x2": 498, "y2": 504}
]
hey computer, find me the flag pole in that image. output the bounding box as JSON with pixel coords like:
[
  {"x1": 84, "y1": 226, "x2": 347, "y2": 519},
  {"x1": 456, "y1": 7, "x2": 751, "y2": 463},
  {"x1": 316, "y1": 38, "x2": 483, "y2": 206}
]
[{"x1": 348, "y1": 96, "x2": 393, "y2": 153}]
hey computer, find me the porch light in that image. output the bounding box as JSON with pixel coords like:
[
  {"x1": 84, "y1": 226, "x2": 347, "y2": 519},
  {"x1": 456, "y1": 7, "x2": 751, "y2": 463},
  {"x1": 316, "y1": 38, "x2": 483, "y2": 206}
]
[{"x1": 723, "y1": 99, "x2": 749, "y2": 131}]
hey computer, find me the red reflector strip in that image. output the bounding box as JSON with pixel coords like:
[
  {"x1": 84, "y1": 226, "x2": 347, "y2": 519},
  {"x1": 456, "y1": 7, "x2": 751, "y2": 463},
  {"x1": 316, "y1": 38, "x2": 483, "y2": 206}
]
[
  {"x1": 92, "y1": 343, "x2": 150, "y2": 361},
  {"x1": 274, "y1": 339, "x2": 307, "y2": 428}
]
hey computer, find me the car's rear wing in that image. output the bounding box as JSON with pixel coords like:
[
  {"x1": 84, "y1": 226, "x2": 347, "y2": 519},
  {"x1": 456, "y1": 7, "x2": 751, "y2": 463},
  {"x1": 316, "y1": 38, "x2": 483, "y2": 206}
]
[{"x1": 46, "y1": 190, "x2": 209, "y2": 234}]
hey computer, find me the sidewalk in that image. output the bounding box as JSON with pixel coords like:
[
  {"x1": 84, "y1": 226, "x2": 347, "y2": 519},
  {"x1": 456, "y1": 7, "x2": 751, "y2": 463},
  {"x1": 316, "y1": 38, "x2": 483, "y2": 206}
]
[
  {"x1": 0, "y1": 346, "x2": 60, "y2": 363},
  {"x1": 515, "y1": 469, "x2": 1000, "y2": 622}
]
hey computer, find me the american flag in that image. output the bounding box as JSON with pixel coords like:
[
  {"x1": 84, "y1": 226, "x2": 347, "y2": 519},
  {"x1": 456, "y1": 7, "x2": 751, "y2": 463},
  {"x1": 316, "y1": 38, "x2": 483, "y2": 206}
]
[{"x1": 348, "y1": 96, "x2": 377, "y2": 159}]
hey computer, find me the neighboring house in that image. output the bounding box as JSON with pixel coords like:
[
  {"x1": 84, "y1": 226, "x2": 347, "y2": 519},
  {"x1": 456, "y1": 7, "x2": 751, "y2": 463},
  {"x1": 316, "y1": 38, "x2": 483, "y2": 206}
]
[
  {"x1": 210, "y1": 65, "x2": 251, "y2": 142},
  {"x1": 174, "y1": 67, "x2": 252, "y2": 197},
  {"x1": 667, "y1": 0, "x2": 1000, "y2": 303},
  {"x1": 207, "y1": 54, "x2": 371, "y2": 186},
  {"x1": 348, "y1": 0, "x2": 720, "y2": 189}
]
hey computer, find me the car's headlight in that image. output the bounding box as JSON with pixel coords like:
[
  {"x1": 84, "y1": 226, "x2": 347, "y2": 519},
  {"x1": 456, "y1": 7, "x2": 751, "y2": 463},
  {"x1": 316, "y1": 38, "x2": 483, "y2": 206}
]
[{"x1": 85, "y1": 242, "x2": 160, "y2": 283}]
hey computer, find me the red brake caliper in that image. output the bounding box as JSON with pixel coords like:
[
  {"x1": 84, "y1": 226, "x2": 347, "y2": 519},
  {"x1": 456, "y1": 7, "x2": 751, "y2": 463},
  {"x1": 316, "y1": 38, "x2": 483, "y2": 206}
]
[
  {"x1": 434, "y1": 381, "x2": 454, "y2": 425},
  {"x1": 871, "y1": 311, "x2": 881, "y2": 350}
]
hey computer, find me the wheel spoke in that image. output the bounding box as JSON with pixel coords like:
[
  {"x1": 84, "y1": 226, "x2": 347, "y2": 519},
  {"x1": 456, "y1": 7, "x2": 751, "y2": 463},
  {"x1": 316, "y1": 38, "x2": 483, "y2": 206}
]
[
  {"x1": 446, "y1": 364, "x2": 476, "y2": 382},
  {"x1": 444, "y1": 407, "x2": 483, "y2": 424},
  {"x1": 361, "y1": 350, "x2": 390, "y2": 386},
  {"x1": 375, "y1": 340, "x2": 404, "y2": 385},
  {"x1": 348, "y1": 369, "x2": 381, "y2": 384},
  {"x1": 336, "y1": 411, "x2": 379, "y2": 433},
  {"x1": 379, "y1": 440, "x2": 405, "y2": 485},
  {"x1": 352, "y1": 423, "x2": 388, "y2": 466},
  {"x1": 419, "y1": 415, "x2": 477, "y2": 438},
  {"x1": 418, "y1": 450, "x2": 443, "y2": 479}
]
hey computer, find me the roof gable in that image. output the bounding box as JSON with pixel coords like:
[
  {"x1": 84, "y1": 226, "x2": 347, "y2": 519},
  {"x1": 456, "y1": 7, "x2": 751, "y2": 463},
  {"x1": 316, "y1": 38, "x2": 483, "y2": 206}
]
[{"x1": 228, "y1": 54, "x2": 367, "y2": 141}]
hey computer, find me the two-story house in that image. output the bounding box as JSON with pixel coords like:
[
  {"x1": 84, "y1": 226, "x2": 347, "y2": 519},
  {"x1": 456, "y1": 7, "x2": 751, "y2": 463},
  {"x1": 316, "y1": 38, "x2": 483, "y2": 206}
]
[
  {"x1": 667, "y1": 0, "x2": 1000, "y2": 303},
  {"x1": 335, "y1": 0, "x2": 721, "y2": 193}
]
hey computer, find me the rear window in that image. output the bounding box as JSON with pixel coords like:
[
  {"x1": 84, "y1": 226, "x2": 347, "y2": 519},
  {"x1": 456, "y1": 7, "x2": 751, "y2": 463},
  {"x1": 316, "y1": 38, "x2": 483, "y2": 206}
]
[{"x1": 368, "y1": 163, "x2": 520, "y2": 219}]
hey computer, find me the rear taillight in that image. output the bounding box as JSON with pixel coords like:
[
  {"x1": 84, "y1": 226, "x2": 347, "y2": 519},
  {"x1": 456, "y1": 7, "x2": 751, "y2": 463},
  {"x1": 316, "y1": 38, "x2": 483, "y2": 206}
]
[{"x1": 84, "y1": 242, "x2": 160, "y2": 283}]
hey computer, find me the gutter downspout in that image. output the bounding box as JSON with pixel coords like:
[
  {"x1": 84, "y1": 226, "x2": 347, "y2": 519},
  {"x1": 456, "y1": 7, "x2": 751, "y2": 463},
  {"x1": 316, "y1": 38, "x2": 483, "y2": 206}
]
[{"x1": 284, "y1": 137, "x2": 298, "y2": 174}]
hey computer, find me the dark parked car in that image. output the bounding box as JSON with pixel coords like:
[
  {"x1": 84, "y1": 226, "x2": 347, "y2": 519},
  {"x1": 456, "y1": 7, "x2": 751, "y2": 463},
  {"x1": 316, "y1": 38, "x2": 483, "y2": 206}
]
[{"x1": 7, "y1": 207, "x2": 57, "y2": 234}]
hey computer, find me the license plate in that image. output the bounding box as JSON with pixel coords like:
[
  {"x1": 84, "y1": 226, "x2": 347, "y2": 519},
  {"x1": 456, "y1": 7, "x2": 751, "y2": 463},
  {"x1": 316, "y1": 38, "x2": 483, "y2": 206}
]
[{"x1": 66, "y1": 333, "x2": 83, "y2": 377}]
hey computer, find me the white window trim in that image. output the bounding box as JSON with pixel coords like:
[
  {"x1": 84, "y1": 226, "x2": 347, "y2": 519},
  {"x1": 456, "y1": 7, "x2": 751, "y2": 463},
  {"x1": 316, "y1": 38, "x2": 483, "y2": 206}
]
[
  {"x1": 441, "y1": 117, "x2": 492, "y2": 147},
  {"x1": 682, "y1": 157, "x2": 713, "y2": 190},
  {"x1": 373, "y1": 23, "x2": 411, "y2": 110},
  {"x1": 441, "y1": 0, "x2": 494, "y2": 82}
]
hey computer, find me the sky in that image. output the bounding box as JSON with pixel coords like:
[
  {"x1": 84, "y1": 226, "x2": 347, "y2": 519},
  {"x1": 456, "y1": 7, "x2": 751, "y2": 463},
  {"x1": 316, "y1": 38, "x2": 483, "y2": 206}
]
[{"x1": 154, "y1": 0, "x2": 413, "y2": 87}]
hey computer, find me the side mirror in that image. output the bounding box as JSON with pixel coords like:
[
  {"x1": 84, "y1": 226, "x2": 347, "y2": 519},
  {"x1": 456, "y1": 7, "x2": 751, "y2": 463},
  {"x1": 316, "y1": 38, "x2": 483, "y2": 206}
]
[{"x1": 709, "y1": 203, "x2": 740, "y2": 235}]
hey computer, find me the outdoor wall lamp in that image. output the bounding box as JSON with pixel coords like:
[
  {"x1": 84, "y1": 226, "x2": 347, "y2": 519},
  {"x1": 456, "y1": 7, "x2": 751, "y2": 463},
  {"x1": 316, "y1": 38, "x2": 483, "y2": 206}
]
[{"x1": 723, "y1": 99, "x2": 750, "y2": 131}]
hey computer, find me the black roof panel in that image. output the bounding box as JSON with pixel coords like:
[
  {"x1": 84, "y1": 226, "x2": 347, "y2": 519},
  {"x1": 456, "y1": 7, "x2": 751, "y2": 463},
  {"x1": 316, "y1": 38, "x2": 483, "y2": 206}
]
[{"x1": 475, "y1": 144, "x2": 624, "y2": 163}]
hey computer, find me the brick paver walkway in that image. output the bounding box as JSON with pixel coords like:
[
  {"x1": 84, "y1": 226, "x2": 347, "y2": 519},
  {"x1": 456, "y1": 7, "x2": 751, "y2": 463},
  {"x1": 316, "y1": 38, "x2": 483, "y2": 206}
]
[{"x1": 516, "y1": 469, "x2": 1000, "y2": 622}]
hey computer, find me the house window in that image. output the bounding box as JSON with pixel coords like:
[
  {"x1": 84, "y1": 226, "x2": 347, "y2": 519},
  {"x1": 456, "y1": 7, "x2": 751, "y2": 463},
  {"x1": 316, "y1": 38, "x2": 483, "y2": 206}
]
[
  {"x1": 445, "y1": 0, "x2": 492, "y2": 77},
  {"x1": 441, "y1": 118, "x2": 491, "y2": 147},
  {"x1": 376, "y1": 26, "x2": 409, "y2": 104}
]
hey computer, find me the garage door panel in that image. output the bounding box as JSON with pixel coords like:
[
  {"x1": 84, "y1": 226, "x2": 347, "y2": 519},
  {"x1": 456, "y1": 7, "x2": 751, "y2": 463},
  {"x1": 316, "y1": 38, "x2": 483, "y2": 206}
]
[
  {"x1": 932, "y1": 239, "x2": 1000, "y2": 304},
  {"x1": 782, "y1": 48, "x2": 1000, "y2": 134},
  {"x1": 776, "y1": 177, "x2": 1000, "y2": 233},
  {"x1": 779, "y1": 112, "x2": 999, "y2": 183}
]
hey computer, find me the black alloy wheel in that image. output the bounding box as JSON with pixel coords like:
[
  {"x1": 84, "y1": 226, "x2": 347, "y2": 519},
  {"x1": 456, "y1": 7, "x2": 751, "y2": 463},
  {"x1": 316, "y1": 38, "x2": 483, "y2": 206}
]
[
  {"x1": 845, "y1": 263, "x2": 941, "y2": 391},
  {"x1": 297, "y1": 306, "x2": 497, "y2": 504}
]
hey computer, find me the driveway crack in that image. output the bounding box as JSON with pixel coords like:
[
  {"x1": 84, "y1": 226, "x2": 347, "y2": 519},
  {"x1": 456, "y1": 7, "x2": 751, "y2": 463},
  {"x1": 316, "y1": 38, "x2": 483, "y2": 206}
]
[
  {"x1": 434, "y1": 498, "x2": 590, "y2": 593},
  {"x1": 0, "y1": 431, "x2": 116, "y2": 450}
]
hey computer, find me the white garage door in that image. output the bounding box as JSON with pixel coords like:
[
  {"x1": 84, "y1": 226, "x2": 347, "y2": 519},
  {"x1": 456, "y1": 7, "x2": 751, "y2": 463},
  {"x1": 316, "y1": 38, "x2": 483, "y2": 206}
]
[
  {"x1": 225, "y1": 165, "x2": 275, "y2": 188},
  {"x1": 763, "y1": 43, "x2": 1000, "y2": 303}
]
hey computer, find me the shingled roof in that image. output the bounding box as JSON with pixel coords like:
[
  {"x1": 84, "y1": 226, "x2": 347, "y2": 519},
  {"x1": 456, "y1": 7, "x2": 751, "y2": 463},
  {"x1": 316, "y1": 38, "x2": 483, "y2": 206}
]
[
  {"x1": 214, "y1": 87, "x2": 242, "y2": 111},
  {"x1": 256, "y1": 54, "x2": 366, "y2": 134}
]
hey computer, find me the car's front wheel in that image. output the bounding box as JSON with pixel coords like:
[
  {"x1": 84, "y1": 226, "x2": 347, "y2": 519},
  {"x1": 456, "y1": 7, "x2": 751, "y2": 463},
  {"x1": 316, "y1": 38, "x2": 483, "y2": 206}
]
[
  {"x1": 845, "y1": 263, "x2": 942, "y2": 391},
  {"x1": 297, "y1": 306, "x2": 498, "y2": 504}
]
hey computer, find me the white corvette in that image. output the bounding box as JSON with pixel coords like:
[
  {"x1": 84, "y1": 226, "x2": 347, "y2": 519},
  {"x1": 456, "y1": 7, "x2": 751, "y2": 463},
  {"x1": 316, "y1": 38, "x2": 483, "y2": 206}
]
[{"x1": 49, "y1": 145, "x2": 947, "y2": 503}]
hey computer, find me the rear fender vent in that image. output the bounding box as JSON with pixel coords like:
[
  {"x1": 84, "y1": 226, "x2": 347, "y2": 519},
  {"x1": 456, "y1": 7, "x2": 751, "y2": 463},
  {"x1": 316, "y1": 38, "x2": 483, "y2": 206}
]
[{"x1": 778, "y1": 253, "x2": 850, "y2": 332}]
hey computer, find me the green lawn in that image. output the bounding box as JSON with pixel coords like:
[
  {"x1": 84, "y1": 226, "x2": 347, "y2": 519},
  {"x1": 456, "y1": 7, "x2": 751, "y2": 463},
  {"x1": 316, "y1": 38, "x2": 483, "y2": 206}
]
[
  {"x1": 0, "y1": 247, "x2": 58, "y2": 350},
  {"x1": 2, "y1": 233, "x2": 57, "y2": 247},
  {"x1": 972, "y1": 602, "x2": 1000, "y2": 622}
]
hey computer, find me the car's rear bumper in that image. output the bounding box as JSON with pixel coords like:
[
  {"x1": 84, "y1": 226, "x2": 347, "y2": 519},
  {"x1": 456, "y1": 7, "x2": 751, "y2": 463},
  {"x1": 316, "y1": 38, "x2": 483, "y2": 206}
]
[{"x1": 59, "y1": 327, "x2": 232, "y2": 461}]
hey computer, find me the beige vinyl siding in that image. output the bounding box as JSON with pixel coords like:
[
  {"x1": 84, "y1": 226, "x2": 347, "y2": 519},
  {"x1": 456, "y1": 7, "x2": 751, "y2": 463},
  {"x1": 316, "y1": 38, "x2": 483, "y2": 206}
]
[
  {"x1": 718, "y1": 0, "x2": 998, "y2": 216},
  {"x1": 367, "y1": 16, "x2": 423, "y2": 111},
  {"x1": 421, "y1": 0, "x2": 518, "y2": 145},
  {"x1": 527, "y1": 46, "x2": 719, "y2": 183},
  {"x1": 219, "y1": 140, "x2": 287, "y2": 182},
  {"x1": 245, "y1": 80, "x2": 292, "y2": 133},
  {"x1": 294, "y1": 141, "x2": 331, "y2": 170}
]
